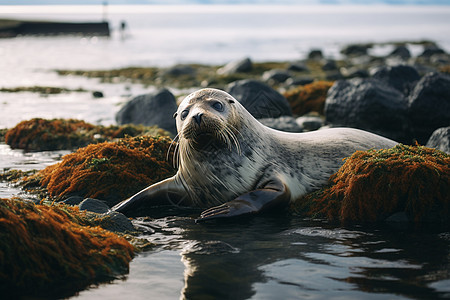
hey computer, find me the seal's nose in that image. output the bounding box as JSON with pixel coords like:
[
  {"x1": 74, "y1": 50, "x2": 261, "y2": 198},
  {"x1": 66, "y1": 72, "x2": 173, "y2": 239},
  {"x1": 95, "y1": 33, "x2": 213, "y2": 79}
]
[{"x1": 193, "y1": 113, "x2": 203, "y2": 125}]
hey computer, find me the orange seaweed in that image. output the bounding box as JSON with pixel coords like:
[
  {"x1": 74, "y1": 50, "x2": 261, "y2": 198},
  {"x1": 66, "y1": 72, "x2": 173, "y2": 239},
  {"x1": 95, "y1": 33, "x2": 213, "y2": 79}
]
[
  {"x1": 5, "y1": 118, "x2": 171, "y2": 151},
  {"x1": 0, "y1": 198, "x2": 134, "y2": 298},
  {"x1": 292, "y1": 144, "x2": 450, "y2": 224},
  {"x1": 283, "y1": 81, "x2": 334, "y2": 116},
  {"x1": 26, "y1": 135, "x2": 177, "y2": 206}
]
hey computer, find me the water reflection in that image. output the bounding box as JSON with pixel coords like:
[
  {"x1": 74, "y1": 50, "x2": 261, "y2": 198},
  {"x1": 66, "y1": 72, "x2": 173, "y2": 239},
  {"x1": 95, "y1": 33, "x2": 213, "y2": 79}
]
[{"x1": 138, "y1": 212, "x2": 450, "y2": 300}]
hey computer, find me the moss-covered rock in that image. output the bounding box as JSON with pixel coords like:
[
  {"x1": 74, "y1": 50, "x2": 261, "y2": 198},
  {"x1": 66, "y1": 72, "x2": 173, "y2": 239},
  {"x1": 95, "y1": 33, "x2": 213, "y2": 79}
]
[
  {"x1": 0, "y1": 86, "x2": 87, "y2": 94},
  {"x1": 25, "y1": 135, "x2": 177, "y2": 206},
  {"x1": 5, "y1": 118, "x2": 171, "y2": 151},
  {"x1": 283, "y1": 81, "x2": 334, "y2": 116},
  {"x1": 292, "y1": 144, "x2": 450, "y2": 224},
  {"x1": 0, "y1": 198, "x2": 134, "y2": 298}
]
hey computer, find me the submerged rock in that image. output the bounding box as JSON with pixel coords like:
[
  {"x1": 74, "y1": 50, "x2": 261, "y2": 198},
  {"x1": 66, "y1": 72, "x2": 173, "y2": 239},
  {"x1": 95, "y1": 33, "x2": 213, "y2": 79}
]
[
  {"x1": 226, "y1": 79, "x2": 292, "y2": 119},
  {"x1": 408, "y1": 72, "x2": 450, "y2": 144},
  {"x1": 116, "y1": 89, "x2": 178, "y2": 135},
  {"x1": 426, "y1": 126, "x2": 450, "y2": 154},
  {"x1": 292, "y1": 144, "x2": 450, "y2": 224},
  {"x1": 325, "y1": 78, "x2": 411, "y2": 143},
  {"x1": 0, "y1": 198, "x2": 134, "y2": 298}
]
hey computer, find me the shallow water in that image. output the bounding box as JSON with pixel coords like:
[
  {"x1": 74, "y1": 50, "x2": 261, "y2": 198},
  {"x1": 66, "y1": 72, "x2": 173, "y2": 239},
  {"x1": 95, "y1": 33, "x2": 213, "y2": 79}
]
[{"x1": 73, "y1": 214, "x2": 450, "y2": 300}]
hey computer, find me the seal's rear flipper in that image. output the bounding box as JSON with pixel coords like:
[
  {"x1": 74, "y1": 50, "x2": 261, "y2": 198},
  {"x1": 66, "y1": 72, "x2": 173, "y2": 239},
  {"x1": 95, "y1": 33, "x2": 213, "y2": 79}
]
[{"x1": 196, "y1": 176, "x2": 290, "y2": 222}]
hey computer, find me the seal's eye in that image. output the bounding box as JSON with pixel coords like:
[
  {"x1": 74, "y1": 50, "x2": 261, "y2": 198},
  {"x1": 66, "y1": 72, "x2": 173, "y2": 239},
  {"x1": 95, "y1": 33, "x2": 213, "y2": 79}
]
[
  {"x1": 181, "y1": 110, "x2": 189, "y2": 120},
  {"x1": 212, "y1": 101, "x2": 224, "y2": 112},
  {"x1": 173, "y1": 112, "x2": 178, "y2": 119}
]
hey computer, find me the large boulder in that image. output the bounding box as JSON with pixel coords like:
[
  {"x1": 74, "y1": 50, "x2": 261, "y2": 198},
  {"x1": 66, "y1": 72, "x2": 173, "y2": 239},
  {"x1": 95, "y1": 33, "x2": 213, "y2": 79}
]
[
  {"x1": 370, "y1": 65, "x2": 420, "y2": 95},
  {"x1": 226, "y1": 79, "x2": 292, "y2": 119},
  {"x1": 426, "y1": 126, "x2": 450, "y2": 154},
  {"x1": 408, "y1": 72, "x2": 450, "y2": 144},
  {"x1": 325, "y1": 78, "x2": 410, "y2": 143},
  {"x1": 116, "y1": 89, "x2": 177, "y2": 134},
  {"x1": 217, "y1": 57, "x2": 252, "y2": 75}
]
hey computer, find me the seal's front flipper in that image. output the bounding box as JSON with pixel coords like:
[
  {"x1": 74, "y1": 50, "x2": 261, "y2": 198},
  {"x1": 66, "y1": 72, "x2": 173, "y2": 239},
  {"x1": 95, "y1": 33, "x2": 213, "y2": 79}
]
[
  {"x1": 196, "y1": 176, "x2": 290, "y2": 222},
  {"x1": 112, "y1": 176, "x2": 188, "y2": 217}
]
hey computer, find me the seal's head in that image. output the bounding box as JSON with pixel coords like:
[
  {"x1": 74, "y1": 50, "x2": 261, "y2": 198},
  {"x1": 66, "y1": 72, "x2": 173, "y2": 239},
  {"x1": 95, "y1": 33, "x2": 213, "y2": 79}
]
[{"x1": 174, "y1": 88, "x2": 241, "y2": 152}]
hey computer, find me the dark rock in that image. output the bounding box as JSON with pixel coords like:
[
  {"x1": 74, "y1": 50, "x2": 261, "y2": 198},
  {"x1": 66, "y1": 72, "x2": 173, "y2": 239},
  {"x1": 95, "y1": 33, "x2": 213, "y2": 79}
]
[
  {"x1": 285, "y1": 77, "x2": 314, "y2": 86},
  {"x1": 308, "y1": 49, "x2": 323, "y2": 60},
  {"x1": 389, "y1": 45, "x2": 411, "y2": 60},
  {"x1": 116, "y1": 89, "x2": 178, "y2": 134},
  {"x1": 419, "y1": 44, "x2": 446, "y2": 58},
  {"x1": 326, "y1": 71, "x2": 344, "y2": 81},
  {"x1": 322, "y1": 60, "x2": 338, "y2": 71},
  {"x1": 296, "y1": 115, "x2": 324, "y2": 131},
  {"x1": 217, "y1": 57, "x2": 252, "y2": 75},
  {"x1": 341, "y1": 67, "x2": 369, "y2": 79},
  {"x1": 371, "y1": 65, "x2": 420, "y2": 95},
  {"x1": 287, "y1": 61, "x2": 309, "y2": 72},
  {"x1": 259, "y1": 116, "x2": 303, "y2": 133},
  {"x1": 63, "y1": 196, "x2": 84, "y2": 206},
  {"x1": 325, "y1": 78, "x2": 410, "y2": 142},
  {"x1": 408, "y1": 72, "x2": 450, "y2": 144},
  {"x1": 426, "y1": 127, "x2": 450, "y2": 154},
  {"x1": 341, "y1": 44, "x2": 369, "y2": 57},
  {"x1": 385, "y1": 212, "x2": 410, "y2": 223},
  {"x1": 101, "y1": 211, "x2": 135, "y2": 233},
  {"x1": 163, "y1": 64, "x2": 196, "y2": 76},
  {"x1": 262, "y1": 69, "x2": 291, "y2": 83},
  {"x1": 79, "y1": 198, "x2": 110, "y2": 214},
  {"x1": 226, "y1": 79, "x2": 292, "y2": 118},
  {"x1": 92, "y1": 91, "x2": 104, "y2": 98}
]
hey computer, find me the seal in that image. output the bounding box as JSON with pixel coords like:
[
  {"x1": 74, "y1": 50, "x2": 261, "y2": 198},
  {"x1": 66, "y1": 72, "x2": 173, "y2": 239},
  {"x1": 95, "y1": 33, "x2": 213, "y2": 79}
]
[{"x1": 112, "y1": 88, "x2": 397, "y2": 221}]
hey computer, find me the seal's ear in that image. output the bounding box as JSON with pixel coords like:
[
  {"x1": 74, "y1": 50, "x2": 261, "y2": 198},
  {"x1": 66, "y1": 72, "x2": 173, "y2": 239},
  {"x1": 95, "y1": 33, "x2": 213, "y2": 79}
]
[
  {"x1": 229, "y1": 99, "x2": 235, "y2": 104},
  {"x1": 173, "y1": 112, "x2": 178, "y2": 119}
]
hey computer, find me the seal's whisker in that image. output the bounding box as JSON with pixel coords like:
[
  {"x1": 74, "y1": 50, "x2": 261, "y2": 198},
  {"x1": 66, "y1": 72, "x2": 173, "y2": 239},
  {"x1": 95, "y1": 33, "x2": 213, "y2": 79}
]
[{"x1": 167, "y1": 132, "x2": 180, "y2": 163}]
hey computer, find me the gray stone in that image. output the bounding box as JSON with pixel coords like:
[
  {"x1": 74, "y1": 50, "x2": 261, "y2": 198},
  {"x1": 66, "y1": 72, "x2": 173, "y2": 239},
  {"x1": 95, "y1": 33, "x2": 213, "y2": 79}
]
[
  {"x1": 388, "y1": 45, "x2": 411, "y2": 60},
  {"x1": 79, "y1": 198, "x2": 110, "y2": 214},
  {"x1": 262, "y1": 69, "x2": 291, "y2": 83},
  {"x1": 341, "y1": 67, "x2": 369, "y2": 78},
  {"x1": 408, "y1": 72, "x2": 450, "y2": 144},
  {"x1": 325, "y1": 78, "x2": 411, "y2": 143},
  {"x1": 370, "y1": 65, "x2": 420, "y2": 95},
  {"x1": 296, "y1": 115, "x2": 324, "y2": 131},
  {"x1": 285, "y1": 77, "x2": 314, "y2": 86},
  {"x1": 101, "y1": 211, "x2": 135, "y2": 233},
  {"x1": 322, "y1": 60, "x2": 338, "y2": 71},
  {"x1": 287, "y1": 61, "x2": 309, "y2": 72},
  {"x1": 308, "y1": 49, "x2": 323, "y2": 60},
  {"x1": 116, "y1": 89, "x2": 178, "y2": 134},
  {"x1": 226, "y1": 79, "x2": 292, "y2": 119},
  {"x1": 341, "y1": 44, "x2": 369, "y2": 56},
  {"x1": 419, "y1": 44, "x2": 446, "y2": 58},
  {"x1": 217, "y1": 57, "x2": 252, "y2": 75},
  {"x1": 163, "y1": 64, "x2": 196, "y2": 76},
  {"x1": 259, "y1": 116, "x2": 303, "y2": 133},
  {"x1": 426, "y1": 127, "x2": 450, "y2": 154}
]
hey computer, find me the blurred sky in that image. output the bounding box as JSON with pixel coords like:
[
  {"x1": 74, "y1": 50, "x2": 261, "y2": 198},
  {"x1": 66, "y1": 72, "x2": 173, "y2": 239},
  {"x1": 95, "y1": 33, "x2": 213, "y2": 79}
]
[{"x1": 1, "y1": 0, "x2": 450, "y2": 5}]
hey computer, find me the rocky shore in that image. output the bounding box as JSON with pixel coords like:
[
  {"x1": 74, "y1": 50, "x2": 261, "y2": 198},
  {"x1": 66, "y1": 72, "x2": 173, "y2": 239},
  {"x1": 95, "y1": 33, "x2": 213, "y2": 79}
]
[{"x1": 1, "y1": 40, "x2": 450, "y2": 298}]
